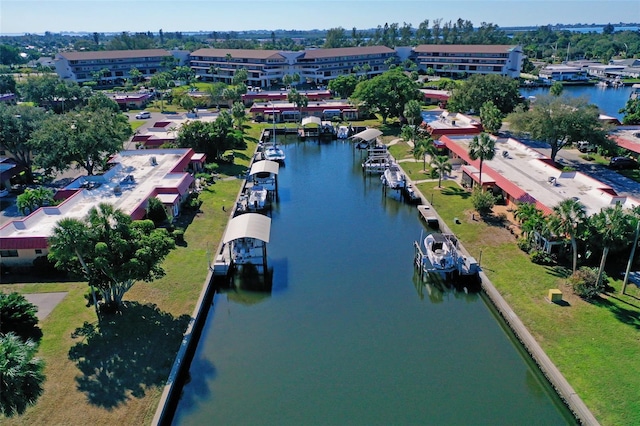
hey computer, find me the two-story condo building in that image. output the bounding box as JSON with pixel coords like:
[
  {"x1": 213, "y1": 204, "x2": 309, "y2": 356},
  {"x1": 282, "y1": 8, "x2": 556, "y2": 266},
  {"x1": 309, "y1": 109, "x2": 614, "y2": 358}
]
[
  {"x1": 412, "y1": 44, "x2": 523, "y2": 78},
  {"x1": 55, "y1": 49, "x2": 189, "y2": 85}
]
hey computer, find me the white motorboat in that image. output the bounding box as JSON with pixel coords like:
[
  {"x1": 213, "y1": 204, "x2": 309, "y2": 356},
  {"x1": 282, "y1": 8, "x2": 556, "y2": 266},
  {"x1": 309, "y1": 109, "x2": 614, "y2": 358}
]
[
  {"x1": 263, "y1": 144, "x2": 286, "y2": 163},
  {"x1": 337, "y1": 125, "x2": 349, "y2": 139},
  {"x1": 382, "y1": 164, "x2": 406, "y2": 189},
  {"x1": 248, "y1": 185, "x2": 268, "y2": 210},
  {"x1": 424, "y1": 233, "x2": 456, "y2": 270}
]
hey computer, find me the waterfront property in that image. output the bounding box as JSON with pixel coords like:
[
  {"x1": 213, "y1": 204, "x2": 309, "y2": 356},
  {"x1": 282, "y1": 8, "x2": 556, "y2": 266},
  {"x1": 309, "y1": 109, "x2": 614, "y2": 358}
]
[
  {"x1": 412, "y1": 44, "x2": 524, "y2": 78},
  {"x1": 0, "y1": 149, "x2": 202, "y2": 267},
  {"x1": 440, "y1": 134, "x2": 640, "y2": 215}
]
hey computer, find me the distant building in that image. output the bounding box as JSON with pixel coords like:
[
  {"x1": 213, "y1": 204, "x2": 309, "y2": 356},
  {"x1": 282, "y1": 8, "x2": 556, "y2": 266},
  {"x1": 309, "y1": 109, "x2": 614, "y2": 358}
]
[
  {"x1": 412, "y1": 44, "x2": 524, "y2": 78},
  {"x1": 0, "y1": 148, "x2": 204, "y2": 267},
  {"x1": 190, "y1": 46, "x2": 396, "y2": 88},
  {"x1": 539, "y1": 64, "x2": 589, "y2": 82},
  {"x1": 54, "y1": 49, "x2": 187, "y2": 85}
]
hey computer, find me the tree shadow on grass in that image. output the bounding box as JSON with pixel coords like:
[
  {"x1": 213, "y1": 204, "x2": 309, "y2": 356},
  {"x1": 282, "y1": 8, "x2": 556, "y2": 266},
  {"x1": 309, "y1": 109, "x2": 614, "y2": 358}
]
[
  {"x1": 68, "y1": 301, "x2": 191, "y2": 409},
  {"x1": 591, "y1": 296, "x2": 640, "y2": 330},
  {"x1": 440, "y1": 186, "x2": 471, "y2": 198},
  {"x1": 544, "y1": 265, "x2": 572, "y2": 279}
]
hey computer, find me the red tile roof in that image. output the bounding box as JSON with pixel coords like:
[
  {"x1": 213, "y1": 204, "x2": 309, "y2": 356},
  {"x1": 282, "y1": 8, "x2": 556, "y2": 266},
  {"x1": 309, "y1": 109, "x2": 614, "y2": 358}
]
[
  {"x1": 0, "y1": 237, "x2": 48, "y2": 250},
  {"x1": 414, "y1": 44, "x2": 519, "y2": 54},
  {"x1": 58, "y1": 49, "x2": 171, "y2": 61},
  {"x1": 191, "y1": 48, "x2": 285, "y2": 60},
  {"x1": 300, "y1": 46, "x2": 395, "y2": 59}
]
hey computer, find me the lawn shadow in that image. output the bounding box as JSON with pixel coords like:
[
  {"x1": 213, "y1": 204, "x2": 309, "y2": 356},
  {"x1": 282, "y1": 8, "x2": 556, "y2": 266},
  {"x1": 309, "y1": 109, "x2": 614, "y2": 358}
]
[
  {"x1": 544, "y1": 265, "x2": 572, "y2": 279},
  {"x1": 591, "y1": 296, "x2": 640, "y2": 330},
  {"x1": 440, "y1": 186, "x2": 471, "y2": 198},
  {"x1": 215, "y1": 162, "x2": 248, "y2": 178},
  {"x1": 68, "y1": 301, "x2": 191, "y2": 409}
]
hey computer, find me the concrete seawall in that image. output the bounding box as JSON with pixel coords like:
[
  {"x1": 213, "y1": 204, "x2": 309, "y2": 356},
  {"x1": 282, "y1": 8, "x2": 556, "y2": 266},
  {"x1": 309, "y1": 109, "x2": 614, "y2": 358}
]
[{"x1": 403, "y1": 163, "x2": 599, "y2": 425}]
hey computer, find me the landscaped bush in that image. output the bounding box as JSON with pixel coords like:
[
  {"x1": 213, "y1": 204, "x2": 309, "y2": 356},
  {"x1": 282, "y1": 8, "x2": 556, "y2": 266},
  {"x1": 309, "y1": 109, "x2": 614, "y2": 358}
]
[
  {"x1": 517, "y1": 238, "x2": 532, "y2": 253},
  {"x1": 146, "y1": 197, "x2": 169, "y2": 227},
  {"x1": 530, "y1": 249, "x2": 556, "y2": 265},
  {"x1": 568, "y1": 266, "x2": 607, "y2": 300},
  {"x1": 471, "y1": 187, "x2": 497, "y2": 215},
  {"x1": 173, "y1": 228, "x2": 185, "y2": 243},
  {"x1": 182, "y1": 193, "x2": 202, "y2": 211}
]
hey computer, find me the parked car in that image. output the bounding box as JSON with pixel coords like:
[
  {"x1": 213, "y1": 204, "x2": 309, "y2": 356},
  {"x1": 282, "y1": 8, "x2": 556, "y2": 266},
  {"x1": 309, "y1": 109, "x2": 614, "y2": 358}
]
[
  {"x1": 135, "y1": 111, "x2": 151, "y2": 119},
  {"x1": 609, "y1": 156, "x2": 639, "y2": 170},
  {"x1": 577, "y1": 141, "x2": 596, "y2": 153}
]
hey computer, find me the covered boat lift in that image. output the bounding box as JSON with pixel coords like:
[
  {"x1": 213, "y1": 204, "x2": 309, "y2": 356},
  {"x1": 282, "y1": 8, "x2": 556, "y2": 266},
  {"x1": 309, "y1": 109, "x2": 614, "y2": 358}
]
[
  {"x1": 299, "y1": 116, "x2": 322, "y2": 139},
  {"x1": 248, "y1": 159, "x2": 279, "y2": 195},
  {"x1": 350, "y1": 128, "x2": 383, "y2": 149},
  {"x1": 219, "y1": 213, "x2": 272, "y2": 279}
]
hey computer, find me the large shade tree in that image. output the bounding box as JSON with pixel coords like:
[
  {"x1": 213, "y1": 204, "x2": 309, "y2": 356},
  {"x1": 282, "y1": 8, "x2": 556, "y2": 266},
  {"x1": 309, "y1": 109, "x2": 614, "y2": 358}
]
[
  {"x1": 48, "y1": 203, "x2": 175, "y2": 313},
  {"x1": 0, "y1": 103, "x2": 46, "y2": 183},
  {"x1": 446, "y1": 74, "x2": 521, "y2": 115},
  {"x1": 506, "y1": 94, "x2": 610, "y2": 162},
  {"x1": 328, "y1": 74, "x2": 358, "y2": 98},
  {"x1": 468, "y1": 132, "x2": 496, "y2": 186},
  {"x1": 31, "y1": 106, "x2": 131, "y2": 176},
  {"x1": 350, "y1": 68, "x2": 421, "y2": 124}
]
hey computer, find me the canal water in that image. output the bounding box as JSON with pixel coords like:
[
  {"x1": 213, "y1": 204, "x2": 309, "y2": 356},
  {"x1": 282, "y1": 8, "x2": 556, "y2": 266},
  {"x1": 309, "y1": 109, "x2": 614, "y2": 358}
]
[
  {"x1": 520, "y1": 84, "x2": 633, "y2": 120},
  {"x1": 172, "y1": 140, "x2": 575, "y2": 425}
]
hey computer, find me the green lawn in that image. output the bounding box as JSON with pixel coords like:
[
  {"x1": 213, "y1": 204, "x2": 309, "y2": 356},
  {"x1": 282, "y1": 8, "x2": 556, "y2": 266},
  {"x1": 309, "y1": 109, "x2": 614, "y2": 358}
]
[
  {"x1": 1, "y1": 141, "x2": 255, "y2": 425},
  {"x1": 415, "y1": 180, "x2": 640, "y2": 426}
]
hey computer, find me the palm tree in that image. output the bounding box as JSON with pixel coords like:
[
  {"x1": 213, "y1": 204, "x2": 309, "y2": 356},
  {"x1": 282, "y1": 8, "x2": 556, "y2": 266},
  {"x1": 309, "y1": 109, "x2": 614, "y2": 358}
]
[
  {"x1": 412, "y1": 135, "x2": 436, "y2": 171},
  {"x1": 430, "y1": 155, "x2": 452, "y2": 188},
  {"x1": 514, "y1": 202, "x2": 546, "y2": 243},
  {"x1": 231, "y1": 101, "x2": 247, "y2": 130},
  {"x1": 468, "y1": 132, "x2": 496, "y2": 187},
  {"x1": 549, "y1": 198, "x2": 587, "y2": 273},
  {"x1": 0, "y1": 333, "x2": 45, "y2": 417},
  {"x1": 590, "y1": 204, "x2": 634, "y2": 288}
]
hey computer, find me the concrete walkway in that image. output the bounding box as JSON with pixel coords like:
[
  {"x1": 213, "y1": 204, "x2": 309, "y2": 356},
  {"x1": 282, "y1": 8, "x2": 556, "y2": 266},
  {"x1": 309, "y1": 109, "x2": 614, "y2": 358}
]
[{"x1": 24, "y1": 292, "x2": 68, "y2": 320}]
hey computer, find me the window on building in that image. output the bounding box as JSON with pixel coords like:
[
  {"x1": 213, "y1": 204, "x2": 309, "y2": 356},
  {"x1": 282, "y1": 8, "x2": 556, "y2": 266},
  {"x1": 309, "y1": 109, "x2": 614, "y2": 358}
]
[
  {"x1": 0, "y1": 250, "x2": 19, "y2": 257},
  {"x1": 35, "y1": 249, "x2": 43, "y2": 254}
]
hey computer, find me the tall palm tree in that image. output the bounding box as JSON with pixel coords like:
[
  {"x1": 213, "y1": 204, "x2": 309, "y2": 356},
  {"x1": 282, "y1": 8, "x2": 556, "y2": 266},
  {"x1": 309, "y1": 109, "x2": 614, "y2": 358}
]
[
  {"x1": 412, "y1": 135, "x2": 436, "y2": 171},
  {"x1": 0, "y1": 333, "x2": 45, "y2": 417},
  {"x1": 549, "y1": 198, "x2": 587, "y2": 273},
  {"x1": 430, "y1": 155, "x2": 452, "y2": 188},
  {"x1": 468, "y1": 132, "x2": 496, "y2": 187},
  {"x1": 590, "y1": 204, "x2": 634, "y2": 288}
]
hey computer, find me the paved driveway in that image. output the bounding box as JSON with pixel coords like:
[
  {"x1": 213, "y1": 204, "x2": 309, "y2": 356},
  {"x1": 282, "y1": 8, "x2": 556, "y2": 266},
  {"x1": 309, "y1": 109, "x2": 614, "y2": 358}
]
[{"x1": 24, "y1": 292, "x2": 68, "y2": 320}]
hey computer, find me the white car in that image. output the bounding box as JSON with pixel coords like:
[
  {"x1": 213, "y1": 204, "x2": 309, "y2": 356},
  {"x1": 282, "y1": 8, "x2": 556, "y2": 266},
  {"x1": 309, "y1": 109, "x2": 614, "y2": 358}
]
[{"x1": 135, "y1": 111, "x2": 151, "y2": 119}]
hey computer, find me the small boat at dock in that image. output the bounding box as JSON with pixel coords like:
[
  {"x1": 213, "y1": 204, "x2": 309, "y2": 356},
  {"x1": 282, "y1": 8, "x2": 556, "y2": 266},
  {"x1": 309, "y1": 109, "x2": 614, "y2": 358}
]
[
  {"x1": 382, "y1": 163, "x2": 406, "y2": 189},
  {"x1": 424, "y1": 233, "x2": 457, "y2": 270},
  {"x1": 263, "y1": 144, "x2": 286, "y2": 163}
]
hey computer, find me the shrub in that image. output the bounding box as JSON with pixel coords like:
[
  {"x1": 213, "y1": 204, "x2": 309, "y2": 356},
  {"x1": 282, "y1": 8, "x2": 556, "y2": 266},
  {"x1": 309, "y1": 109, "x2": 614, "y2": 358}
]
[
  {"x1": 183, "y1": 193, "x2": 202, "y2": 211},
  {"x1": 568, "y1": 266, "x2": 606, "y2": 300},
  {"x1": 146, "y1": 197, "x2": 169, "y2": 227},
  {"x1": 471, "y1": 187, "x2": 497, "y2": 215},
  {"x1": 530, "y1": 250, "x2": 555, "y2": 265},
  {"x1": 173, "y1": 228, "x2": 185, "y2": 243},
  {"x1": 517, "y1": 238, "x2": 532, "y2": 253},
  {"x1": 0, "y1": 292, "x2": 42, "y2": 342}
]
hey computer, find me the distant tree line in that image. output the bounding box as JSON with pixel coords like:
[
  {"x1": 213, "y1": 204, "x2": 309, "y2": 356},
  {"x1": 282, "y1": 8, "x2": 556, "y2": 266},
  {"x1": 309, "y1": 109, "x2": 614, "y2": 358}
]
[{"x1": 1, "y1": 19, "x2": 638, "y2": 66}]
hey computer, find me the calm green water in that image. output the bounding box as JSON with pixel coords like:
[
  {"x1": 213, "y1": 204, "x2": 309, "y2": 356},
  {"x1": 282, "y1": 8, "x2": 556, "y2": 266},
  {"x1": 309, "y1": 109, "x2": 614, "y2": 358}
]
[{"x1": 173, "y1": 139, "x2": 575, "y2": 425}]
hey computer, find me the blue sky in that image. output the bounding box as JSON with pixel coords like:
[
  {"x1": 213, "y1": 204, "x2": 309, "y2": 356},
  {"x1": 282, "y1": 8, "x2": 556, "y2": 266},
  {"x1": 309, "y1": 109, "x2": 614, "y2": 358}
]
[{"x1": 1, "y1": 0, "x2": 638, "y2": 34}]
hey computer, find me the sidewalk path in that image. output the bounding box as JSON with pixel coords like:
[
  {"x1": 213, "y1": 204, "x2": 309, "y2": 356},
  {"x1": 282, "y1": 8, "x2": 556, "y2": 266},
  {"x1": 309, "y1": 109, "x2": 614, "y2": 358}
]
[{"x1": 24, "y1": 292, "x2": 68, "y2": 320}]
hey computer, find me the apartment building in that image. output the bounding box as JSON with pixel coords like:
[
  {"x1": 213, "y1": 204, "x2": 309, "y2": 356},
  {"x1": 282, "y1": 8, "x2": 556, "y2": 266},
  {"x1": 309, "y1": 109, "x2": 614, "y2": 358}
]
[
  {"x1": 55, "y1": 49, "x2": 189, "y2": 85},
  {"x1": 189, "y1": 46, "x2": 397, "y2": 88},
  {"x1": 412, "y1": 44, "x2": 523, "y2": 78}
]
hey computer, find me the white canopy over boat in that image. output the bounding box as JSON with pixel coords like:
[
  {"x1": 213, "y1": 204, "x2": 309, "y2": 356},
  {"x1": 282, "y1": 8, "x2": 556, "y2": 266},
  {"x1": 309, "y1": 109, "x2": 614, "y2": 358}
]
[
  {"x1": 301, "y1": 116, "x2": 322, "y2": 127},
  {"x1": 223, "y1": 213, "x2": 271, "y2": 244},
  {"x1": 249, "y1": 160, "x2": 280, "y2": 177},
  {"x1": 350, "y1": 128, "x2": 382, "y2": 142}
]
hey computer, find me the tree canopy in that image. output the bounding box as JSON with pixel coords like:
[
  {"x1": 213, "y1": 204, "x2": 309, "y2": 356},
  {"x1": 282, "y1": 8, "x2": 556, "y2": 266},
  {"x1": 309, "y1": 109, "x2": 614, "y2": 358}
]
[
  {"x1": 506, "y1": 94, "x2": 610, "y2": 162},
  {"x1": 446, "y1": 74, "x2": 521, "y2": 115},
  {"x1": 0, "y1": 103, "x2": 47, "y2": 182},
  {"x1": 328, "y1": 74, "x2": 359, "y2": 98},
  {"x1": 176, "y1": 110, "x2": 246, "y2": 159},
  {"x1": 48, "y1": 204, "x2": 176, "y2": 312},
  {"x1": 31, "y1": 106, "x2": 131, "y2": 176},
  {"x1": 350, "y1": 68, "x2": 421, "y2": 123}
]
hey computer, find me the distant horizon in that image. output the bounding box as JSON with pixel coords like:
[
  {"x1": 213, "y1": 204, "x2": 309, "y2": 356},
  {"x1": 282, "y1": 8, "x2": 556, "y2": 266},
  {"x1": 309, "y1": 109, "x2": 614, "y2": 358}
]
[
  {"x1": 1, "y1": 22, "x2": 639, "y2": 37},
  {"x1": 1, "y1": 0, "x2": 638, "y2": 35}
]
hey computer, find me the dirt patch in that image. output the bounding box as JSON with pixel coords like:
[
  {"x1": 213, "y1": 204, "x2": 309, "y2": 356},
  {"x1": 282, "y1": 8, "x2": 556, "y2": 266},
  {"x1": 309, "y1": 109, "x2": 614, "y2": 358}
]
[{"x1": 463, "y1": 206, "x2": 521, "y2": 246}]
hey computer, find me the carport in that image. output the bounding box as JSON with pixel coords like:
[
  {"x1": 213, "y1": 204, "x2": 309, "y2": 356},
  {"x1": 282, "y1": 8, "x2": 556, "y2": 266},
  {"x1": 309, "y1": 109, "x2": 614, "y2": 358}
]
[{"x1": 223, "y1": 213, "x2": 271, "y2": 274}]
